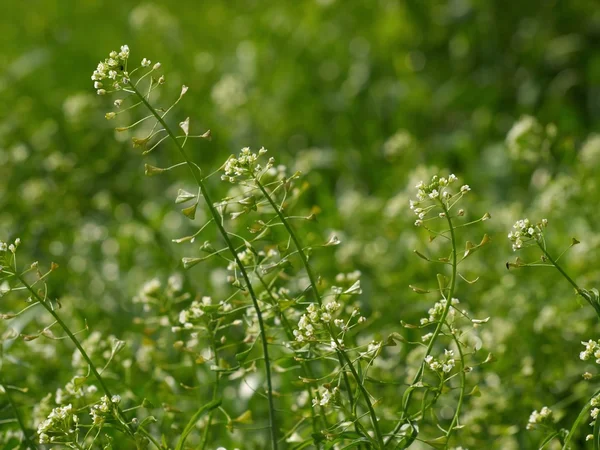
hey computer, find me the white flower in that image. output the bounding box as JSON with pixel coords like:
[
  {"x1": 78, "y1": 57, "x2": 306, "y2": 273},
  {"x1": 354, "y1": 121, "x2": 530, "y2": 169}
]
[{"x1": 141, "y1": 58, "x2": 151, "y2": 67}]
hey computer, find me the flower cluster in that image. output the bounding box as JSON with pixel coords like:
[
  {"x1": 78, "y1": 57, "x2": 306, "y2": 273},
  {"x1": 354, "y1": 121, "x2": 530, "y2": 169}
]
[
  {"x1": 508, "y1": 218, "x2": 547, "y2": 251},
  {"x1": 293, "y1": 302, "x2": 341, "y2": 343},
  {"x1": 91, "y1": 45, "x2": 131, "y2": 95},
  {"x1": 410, "y1": 174, "x2": 470, "y2": 226},
  {"x1": 0, "y1": 237, "x2": 20, "y2": 254},
  {"x1": 312, "y1": 385, "x2": 339, "y2": 408},
  {"x1": 526, "y1": 406, "x2": 553, "y2": 430},
  {"x1": 424, "y1": 349, "x2": 456, "y2": 374},
  {"x1": 90, "y1": 395, "x2": 121, "y2": 426},
  {"x1": 420, "y1": 298, "x2": 459, "y2": 325},
  {"x1": 55, "y1": 376, "x2": 98, "y2": 405},
  {"x1": 221, "y1": 147, "x2": 274, "y2": 182},
  {"x1": 37, "y1": 404, "x2": 80, "y2": 444},
  {"x1": 589, "y1": 394, "x2": 600, "y2": 428},
  {"x1": 0, "y1": 237, "x2": 20, "y2": 269},
  {"x1": 580, "y1": 339, "x2": 600, "y2": 363},
  {"x1": 178, "y1": 296, "x2": 212, "y2": 328},
  {"x1": 91, "y1": 44, "x2": 160, "y2": 96}
]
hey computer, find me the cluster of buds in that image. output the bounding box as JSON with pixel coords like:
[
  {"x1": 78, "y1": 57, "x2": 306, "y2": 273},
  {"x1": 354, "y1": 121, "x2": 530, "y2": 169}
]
[
  {"x1": 410, "y1": 174, "x2": 470, "y2": 226},
  {"x1": 221, "y1": 147, "x2": 274, "y2": 182},
  {"x1": 91, "y1": 44, "x2": 161, "y2": 96},
  {"x1": 293, "y1": 302, "x2": 341, "y2": 343},
  {"x1": 177, "y1": 296, "x2": 212, "y2": 329},
  {"x1": 37, "y1": 404, "x2": 80, "y2": 444},
  {"x1": 424, "y1": 349, "x2": 456, "y2": 374},
  {"x1": 526, "y1": 406, "x2": 553, "y2": 430},
  {"x1": 89, "y1": 395, "x2": 121, "y2": 426},
  {"x1": 508, "y1": 218, "x2": 547, "y2": 251},
  {"x1": 312, "y1": 385, "x2": 339, "y2": 408},
  {"x1": 420, "y1": 297, "x2": 459, "y2": 325},
  {"x1": 580, "y1": 339, "x2": 600, "y2": 364},
  {"x1": 0, "y1": 237, "x2": 20, "y2": 254}
]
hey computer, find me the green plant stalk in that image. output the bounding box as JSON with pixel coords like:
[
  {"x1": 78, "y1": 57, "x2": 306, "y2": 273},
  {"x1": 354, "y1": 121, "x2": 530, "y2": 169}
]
[
  {"x1": 0, "y1": 375, "x2": 37, "y2": 449},
  {"x1": 16, "y1": 274, "x2": 140, "y2": 442},
  {"x1": 536, "y1": 242, "x2": 599, "y2": 316},
  {"x1": 445, "y1": 326, "x2": 467, "y2": 445},
  {"x1": 386, "y1": 203, "x2": 458, "y2": 447},
  {"x1": 129, "y1": 83, "x2": 278, "y2": 449},
  {"x1": 200, "y1": 333, "x2": 220, "y2": 449},
  {"x1": 255, "y1": 178, "x2": 384, "y2": 448},
  {"x1": 255, "y1": 272, "x2": 327, "y2": 434}
]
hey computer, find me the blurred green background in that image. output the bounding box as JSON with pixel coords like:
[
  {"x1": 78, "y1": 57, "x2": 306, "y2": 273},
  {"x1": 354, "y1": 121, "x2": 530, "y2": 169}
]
[{"x1": 2, "y1": 0, "x2": 600, "y2": 448}]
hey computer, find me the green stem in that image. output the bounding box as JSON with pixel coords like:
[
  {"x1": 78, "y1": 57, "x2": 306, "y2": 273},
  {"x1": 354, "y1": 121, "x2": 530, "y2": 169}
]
[
  {"x1": 254, "y1": 179, "x2": 322, "y2": 307},
  {"x1": 16, "y1": 274, "x2": 137, "y2": 440},
  {"x1": 386, "y1": 203, "x2": 458, "y2": 448},
  {"x1": 255, "y1": 272, "x2": 327, "y2": 434},
  {"x1": 537, "y1": 243, "x2": 582, "y2": 293},
  {"x1": 445, "y1": 326, "x2": 466, "y2": 447},
  {"x1": 255, "y1": 178, "x2": 383, "y2": 448},
  {"x1": 0, "y1": 375, "x2": 37, "y2": 449},
  {"x1": 536, "y1": 242, "x2": 599, "y2": 317},
  {"x1": 130, "y1": 83, "x2": 278, "y2": 449},
  {"x1": 200, "y1": 334, "x2": 220, "y2": 449}
]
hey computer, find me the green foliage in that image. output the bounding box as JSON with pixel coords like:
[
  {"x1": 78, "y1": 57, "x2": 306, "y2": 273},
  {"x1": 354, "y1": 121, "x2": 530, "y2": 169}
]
[{"x1": 1, "y1": 1, "x2": 600, "y2": 449}]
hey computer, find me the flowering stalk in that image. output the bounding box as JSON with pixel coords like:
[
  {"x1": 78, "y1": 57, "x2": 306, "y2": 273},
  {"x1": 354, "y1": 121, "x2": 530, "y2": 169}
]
[
  {"x1": 254, "y1": 272, "x2": 326, "y2": 434},
  {"x1": 15, "y1": 273, "x2": 137, "y2": 441},
  {"x1": 0, "y1": 373, "x2": 37, "y2": 449},
  {"x1": 387, "y1": 174, "x2": 479, "y2": 447},
  {"x1": 387, "y1": 204, "x2": 459, "y2": 447},
  {"x1": 254, "y1": 177, "x2": 385, "y2": 448},
  {"x1": 123, "y1": 77, "x2": 279, "y2": 448},
  {"x1": 508, "y1": 218, "x2": 600, "y2": 317}
]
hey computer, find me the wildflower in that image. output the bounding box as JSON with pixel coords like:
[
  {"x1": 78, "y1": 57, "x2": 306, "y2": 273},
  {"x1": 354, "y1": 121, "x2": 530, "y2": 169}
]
[
  {"x1": 526, "y1": 406, "x2": 553, "y2": 430},
  {"x1": 90, "y1": 395, "x2": 117, "y2": 426},
  {"x1": 311, "y1": 386, "x2": 339, "y2": 408},
  {"x1": 91, "y1": 45, "x2": 132, "y2": 93},
  {"x1": 141, "y1": 58, "x2": 151, "y2": 67},
  {"x1": 508, "y1": 218, "x2": 547, "y2": 251},
  {"x1": 410, "y1": 173, "x2": 467, "y2": 225},
  {"x1": 580, "y1": 339, "x2": 600, "y2": 363},
  {"x1": 425, "y1": 349, "x2": 456, "y2": 373},
  {"x1": 221, "y1": 147, "x2": 272, "y2": 182},
  {"x1": 37, "y1": 404, "x2": 80, "y2": 444}
]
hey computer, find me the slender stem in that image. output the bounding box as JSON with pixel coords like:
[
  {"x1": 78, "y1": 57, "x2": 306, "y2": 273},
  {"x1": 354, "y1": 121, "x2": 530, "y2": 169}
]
[
  {"x1": 129, "y1": 83, "x2": 278, "y2": 449},
  {"x1": 255, "y1": 178, "x2": 383, "y2": 447},
  {"x1": 336, "y1": 351, "x2": 363, "y2": 449},
  {"x1": 445, "y1": 327, "x2": 466, "y2": 446},
  {"x1": 386, "y1": 203, "x2": 458, "y2": 447},
  {"x1": 200, "y1": 334, "x2": 220, "y2": 449},
  {"x1": 255, "y1": 179, "x2": 322, "y2": 306},
  {"x1": 255, "y1": 272, "x2": 327, "y2": 434},
  {"x1": 536, "y1": 242, "x2": 599, "y2": 317},
  {"x1": 0, "y1": 375, "x2": 37, "y2": 449},
  {"x1": 16, "y1": 274, "x2": 138, "y2": 440},
  {"x1": 537, "y1": 243, "x2": 583, "y2": 294}
]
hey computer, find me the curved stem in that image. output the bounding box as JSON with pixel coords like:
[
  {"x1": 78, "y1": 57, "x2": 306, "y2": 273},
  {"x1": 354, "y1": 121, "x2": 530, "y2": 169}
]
[
  {"x1": 536, "y1": 242, "x2": 599, "y2": 317},
  {"x1": 255, "y1": 272, "x2": 327, "y2": 434},
  {"x1": 386, "y1": 203, "x2": 458, "y2": 447},
  {"x1": 255, "y1": 178, "x2": 383, "y2": 447},
  {"x1": 129, "y1": 84, "x2": 278, "y2": 449},
  {"x1": 0, "y1": 374, "x2": 37, "y2": 449},
  {"x1": 16, "y1": 274, "x2": 137, "y2": 440},
  {"x1": 254, "y1": 179, "x2": 322, "y2": 307},
  {"x1": 445, "y1": 327, "x2": 466, "y2": 447},
  {"x1": 200, "y1": 333, "x2": 220, "y2": 449}
]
